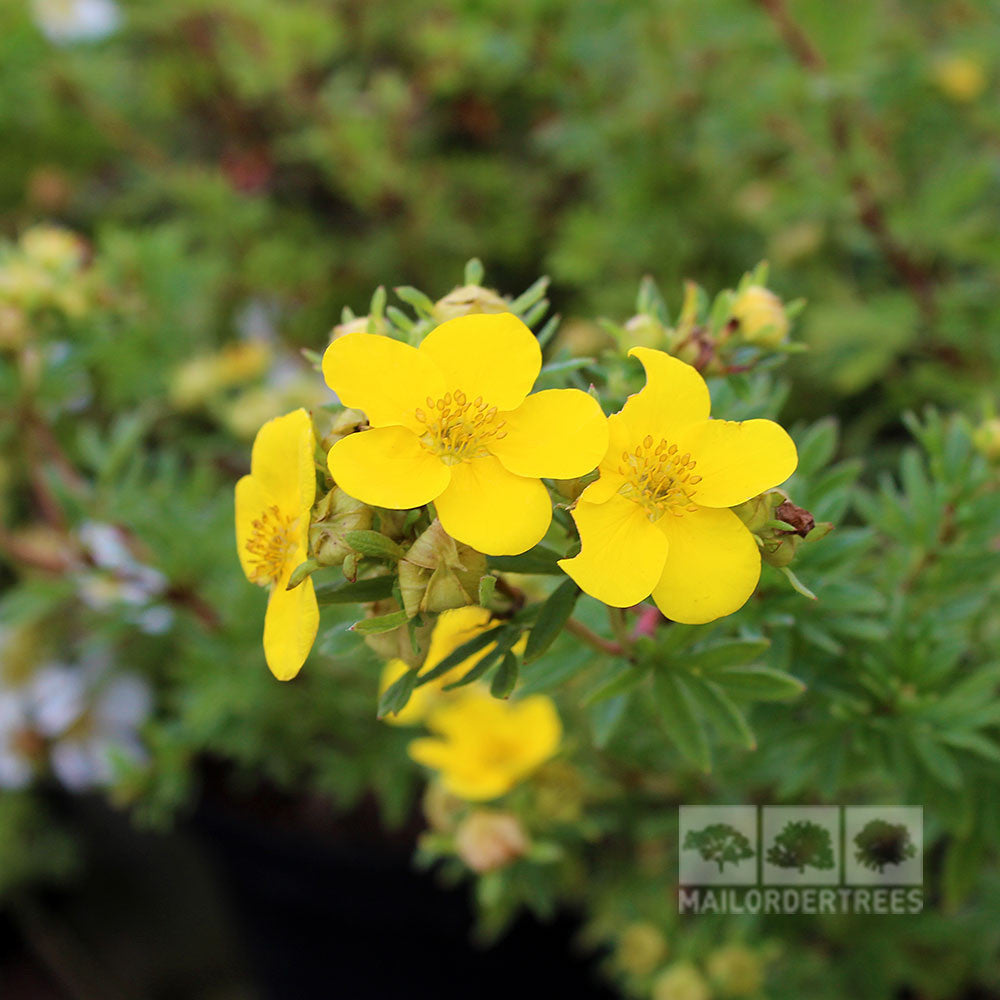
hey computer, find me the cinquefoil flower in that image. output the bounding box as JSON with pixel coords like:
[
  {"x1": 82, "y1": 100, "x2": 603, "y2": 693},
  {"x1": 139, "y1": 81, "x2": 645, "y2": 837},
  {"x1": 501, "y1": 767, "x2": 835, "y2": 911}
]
[
  {"x1": 560, "y1": 348, "x2": 797, "y2": 623},
  {"x1": 235, "y1": 409, "x2": 318, "y2": 680},
  {"x1": 323, "y1": 313, "x2": 608, "y2": 555},
  {"x1": 409, "y1": 689, "x2": 561, "y2": 801}
]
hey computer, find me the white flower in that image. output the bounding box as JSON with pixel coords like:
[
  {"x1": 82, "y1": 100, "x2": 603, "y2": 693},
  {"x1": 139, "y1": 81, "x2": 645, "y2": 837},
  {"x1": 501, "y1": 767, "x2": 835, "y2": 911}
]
[{"x1": 31, "y1": 0, "x2": 120, "y2": 44}]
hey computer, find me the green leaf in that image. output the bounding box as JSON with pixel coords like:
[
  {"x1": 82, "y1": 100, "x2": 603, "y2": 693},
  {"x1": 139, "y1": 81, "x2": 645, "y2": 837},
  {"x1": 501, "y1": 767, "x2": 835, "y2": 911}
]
[
  {"x1": 490, "y1": 651, "x2": 520, "y2": 699},
  {"x1": 344, "y1": 530, "x2": 406, "y2": 560},
  {"x1": 488, "y1": 545, "x2": 563, "y2": 575},
  {"x1": 910, "y1": 731, "x2": 963, "y2": 790},
  {"x1": 478, "y1": 575, "x2": 497, "y2": 607},
  {"x1": 711, "y1": 666, "x2": 806, "y2": 701},
  {"x1": 464, "y1": 258, "x2": 484, "y2": 285},
  {"x1": 394, "y1": 285, "x2": 435, "y2": 316},
  {"x1": 795, "y1": 418, "x2": 838, "y2": 475},
  {"x1": 314, "y1": 575, "x2": 396, "y2": 604},
  {"x1": 509, "y1": 276, "x2": 550, "y2": 315},
  {"x1": 583, "y1": 664, "x2": 650, "y2": 707},
  {"x1": 416, "y1": 626, "x2": 505, "y2": 686},
  {"x1": 684, "y1": 638, "x2": 771, "y2": 673},
  {"x1": 351, "y1": 609, "x2": 409, "y2": 635},
  {"x1": 443, "y1": 628, "x2": 522, "y2": 690},
  {"x1": 378, "y1": 668, "x2": 419, "y2": 719},
  {"x1": 686, "y1": 676, "x2": 757, "y2": 750},
  {"x1": 286, "y1": 558, "x2": 321, "y2": 590},
  {"x1": 780, "y1": 566, "x2": 818, "y2": 600},
  {"x1": 523, "y1": 579, "x2": 580, "y2": 664},
  {"x1": 652, "y1": 670, "x2": 711, "y2": 771}
]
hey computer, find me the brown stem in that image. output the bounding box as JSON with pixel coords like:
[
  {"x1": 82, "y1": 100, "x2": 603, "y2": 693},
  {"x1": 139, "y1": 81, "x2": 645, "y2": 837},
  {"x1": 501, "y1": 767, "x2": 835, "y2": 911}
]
[
  {"x1": 754, "y1": 0, "x2": 937, "y2": 321},
  {"x1": 565, "y1": 617, "x2": 623, "y2": 657}
]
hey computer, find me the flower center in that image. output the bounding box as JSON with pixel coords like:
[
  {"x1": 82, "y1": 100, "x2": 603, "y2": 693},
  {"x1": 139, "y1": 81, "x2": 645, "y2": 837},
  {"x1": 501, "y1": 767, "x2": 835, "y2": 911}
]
[
  {"x1": 245, "y1": 505, "x2": 298, "y2": 585},
  {"x1": 415, "y1": 389, "x2": 507, "y2": 465},
  {"x1": 617, "y1": 435, "x2": 702, "y2": 520}
]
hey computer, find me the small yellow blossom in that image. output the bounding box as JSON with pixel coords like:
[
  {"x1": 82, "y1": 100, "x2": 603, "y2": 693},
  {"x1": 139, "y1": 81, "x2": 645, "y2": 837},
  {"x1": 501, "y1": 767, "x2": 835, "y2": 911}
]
[
  {"x1": 235, "y1": 409, "x2": 319, "y2": 680},
  {"x1": 408, "y1": 688, "x2": 561, "y2": 800},
  {"x1": 933, "y1": 54, "x2": 987, "y2": 102},
  {"x1": 454, "y1": 810, "x2": 529, "y2": 872},
  {"x1": 731, "y1": 285, "x2": 789, "y2": 348},
  {"x1": 616, "y1": 922, "x2": 668, "y2": 977},
  {"x1": 972, "y1": 417, "x2": 1000, "y2": 461},
  {"x1": 560, "y1": 348, "x2": 797, "y2": 624},
  {"x1": 20, "y1": 225, "x2": 86, "y2": 271},
  {"x1": 323, "y1": 313, "x2": 609, "y2": 555},
  {"x1": 379, "y1": 605, "x2": 524, "y2": 725},
  {"x1": 706, "y1": 944, "x2": 764, "y2": 997},
  {"x1": 170, "y1": 341, "x2": 272, "y2": 411}
]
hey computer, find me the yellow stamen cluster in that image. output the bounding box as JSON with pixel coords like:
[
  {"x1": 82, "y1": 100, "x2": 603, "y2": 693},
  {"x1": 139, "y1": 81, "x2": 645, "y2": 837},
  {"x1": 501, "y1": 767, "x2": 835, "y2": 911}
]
[
  {"x1": 245, "y1": 505, "x2": 297, "y2": 584},
  {"x1": 618, "y1": 434, "x2": 703, "y2": 520},
  {"x1": 415, "y1": 389, "x2": 508, "y2": 465}
]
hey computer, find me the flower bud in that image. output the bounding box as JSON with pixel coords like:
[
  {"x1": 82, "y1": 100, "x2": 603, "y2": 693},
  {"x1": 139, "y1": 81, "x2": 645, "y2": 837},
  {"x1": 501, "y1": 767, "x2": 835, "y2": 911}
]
[
  {"x1": 731, "y1": 285, "x2": 789, "y2": 348},
  {"x1": 432, "y1": 284, "x2": 509, "y2": 322},
  {"x1": 319, "y1": 408, "x2": 368, "y2": 451},
  {"x1": 623, "y1": 313, "x2": 667, "y2": 349},
  {"x1": 615, "y1": 922, "x2": 668, "y2": 978},
  {"x1": 454, "y1": 810, "x2": 529, "y2": 873},
  {"x1": 651, "y1": 963, "x2": 710, "y2": 1000},
  {"x1": 330, "y1": 314, "x2": 388, "y2": 341},
  {"x1": 706, "y1": 944, "x2": 764, "y2": 997},
  {"x1": 973, "y1": 417, "x2": 1000, "y2": 461},
  {"x1": 310, "y1": 487, "x2": 374, "y2": 567},
  {"x1": 734, "y1": 492, "x2": 822, "y2": 569},
  {"x1": 398, "y1": 519, "x2": 485, "y2": 618},
  {"x1": 361, "y1": 598, "x2": 433, "y2": 666},
  {"x1": 933, "y1": 55, "x2": 987, "y2": 103}
]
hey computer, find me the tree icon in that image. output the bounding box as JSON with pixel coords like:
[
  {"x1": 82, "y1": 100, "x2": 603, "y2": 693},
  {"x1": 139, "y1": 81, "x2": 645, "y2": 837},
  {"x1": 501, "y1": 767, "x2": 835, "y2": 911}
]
[
  {"x1": 853, "y1": 819, "x2": 916, "y2": 873},
  {"x1": 766, "y1": 820, "x2": 835, "y2": 873},
  {"x1": 683, "y1": 823, "x2": 755, "y2": 873}
]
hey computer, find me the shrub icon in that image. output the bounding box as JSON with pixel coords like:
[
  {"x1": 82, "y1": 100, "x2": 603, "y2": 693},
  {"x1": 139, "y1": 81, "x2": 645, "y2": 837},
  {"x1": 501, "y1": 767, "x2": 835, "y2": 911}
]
[
  {"x1": 853, "y1": 818, "x2": 916, "y2": 873},
  {"x1": 683, "y1": 822, "x2": 755, "y2": 874},
  {"x1": 766, "y1": 820, "x2": 835, "y2": 873}
]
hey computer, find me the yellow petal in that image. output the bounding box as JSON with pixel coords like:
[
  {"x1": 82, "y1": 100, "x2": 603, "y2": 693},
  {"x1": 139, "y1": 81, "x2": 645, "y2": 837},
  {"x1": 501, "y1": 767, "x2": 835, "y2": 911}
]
[
  {"x1": 510, "y1": 695, "x2": 562, "y2": 764},
  {"x1": 674, "y1": 418, "x2": 798, "y2": 508},
  {"x1": 250, "y1": 408, "x2": 316, "y2": 513},
  {"x1": 234, "y1": 473, "x2": 270, "y2": 582},
  {"x1": 328, "y1": 426, "x2": 451, "y2": 509},
  {"x1": 492, "y1": 388, "x2": 609, "y2": 479},
  {"x1": 418, "y1": 313, "x2": 541, "y2": 411},
  {"x1": 651, "y1": 506, "x2": 761, "y2": 624},
  {"x1": 263, "y1": 574, "x2": 319, "y2": 680},
  {"x1": 559, "y1": 492, "x2": 668, "y2": 607},
  {"x1": 434, "y1": 455, "x2": 551, "y2": 556},
  {"x1": 323, "y1": 332, "x2": 445, "y2": 431},
  {"x1": 618, "y1": 347, "x2": 711, "y2": 436}
]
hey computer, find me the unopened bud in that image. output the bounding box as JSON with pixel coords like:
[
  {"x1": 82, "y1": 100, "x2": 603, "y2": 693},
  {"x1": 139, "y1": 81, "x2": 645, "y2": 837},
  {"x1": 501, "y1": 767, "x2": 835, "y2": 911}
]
[
  {"x1": 454, "y1": 811, "x2": 529, "y2": 873},
  {"x1": 330, "y1": 314, "x2": 388, "y2": 341},
  {"x1": 432, "y1": 284, "x2": 509, "y2": 322},
  {"x1": 734, "y1": 492, "x2": 822, "y2": 568},
  {"x1": 310, "y1": 487, "x2": 374, "y2": 567},
  {"x1": 398, "y1": 519, "x2": 486, "y2": 618},
  {"x1": 731, "y1": 285, "x2": 789, "y2": 348},
  {"x1": 319, "y1": 408, "x2": 367, "y2": 450},
  {"x1": 623, "y1": 313, "x2": 667, "y2": 349},
  {"x1": 362, "y1": 599, "x2": 433, "y2": 667}
]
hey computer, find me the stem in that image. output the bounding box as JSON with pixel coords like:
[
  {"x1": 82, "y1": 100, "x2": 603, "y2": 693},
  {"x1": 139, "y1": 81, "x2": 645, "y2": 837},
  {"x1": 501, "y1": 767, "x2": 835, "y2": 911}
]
[
  {"x1": 607, "y1": 606, "x2": 634, "y2": 655},
  {"x1": 565, "y1": 617, "x2": 623, "y2": 657}
]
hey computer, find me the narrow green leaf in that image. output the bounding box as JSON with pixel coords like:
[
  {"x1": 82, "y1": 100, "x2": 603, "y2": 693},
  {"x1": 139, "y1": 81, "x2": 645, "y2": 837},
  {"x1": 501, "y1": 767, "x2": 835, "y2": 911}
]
[
  {"x1": 478, "y1": 574, "x2": 497, "y2": 607},
  {"x1": 286, "y1": 558, "x2": 321, "y2": 590},
  {"x1": 685, "y1": 638, "x2": 771, "y2": 674},
  {"x1": 314, "y1": 575, "x2": 396, "y2": 604},
  {"x1": 686, "y1": 676, "x2": 757, "y2": 750},
  {"x1": 394, "y1": 285, "x2": 435, "y2": 316},
  {"x1": 378, "y1": 668, "x2": 419, "y2": 719},
  {"x1": 509, "y1": 276, "x2": 550, "y2": 315},
  {"x1": 488, "y1": 545, "x2": 563, "y2": 575},
  {"x1": 443, "y1": 628, "x2": 521, "y2": 690},
  {"x1": 583, "y1": 664, "x2": 650, "y2": 707},
  {"x1": 711, "y1": 666, "x2": 806, "y2": 701},
  {"x1": 490, "y1": 651, "x2": 520, "y2": 699},
  {"x1": 416, "y1": 626, "x2": 505, "y2": 686},
  {"x1": 523, "y1": 579, "x2": 580, "y2": 664},
  {"x1": 652, "y1": 670, "x2": 711, "y2": 771},
  {"x1": 351, "y1": 609, "x2": 409, "y2": 635},
  {"x1": 464, "y1": 258, "x2": 484, "y2": 285}
]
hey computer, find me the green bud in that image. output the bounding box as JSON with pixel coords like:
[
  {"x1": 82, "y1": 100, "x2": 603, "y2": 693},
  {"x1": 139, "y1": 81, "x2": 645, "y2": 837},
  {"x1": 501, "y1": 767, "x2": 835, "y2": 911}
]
[
  {"x1": 734, "y1": 492, "x2": 820, "y2": 568},
  {"x1": 398, "y1": 519, "x2": 486, "y2": 618},
  {"x1": 622, "y1": 313, "x2": 666, "y2": 349},
  {"x1": 362, "y1": 598, "x2": 433, "y2": 667},
  {"x1": 432, "y1": 284, "x2": 509, "y2": 322},
  {"x1": 310, "y1": 487, "x2": 374, "y2": 567}
]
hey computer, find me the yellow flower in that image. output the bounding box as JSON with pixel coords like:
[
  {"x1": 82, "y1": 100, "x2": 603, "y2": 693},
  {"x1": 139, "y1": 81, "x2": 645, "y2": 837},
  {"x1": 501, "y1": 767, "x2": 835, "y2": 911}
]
[
  {"x1": 652, "y1": 963, "x2": 711, "y2": 1000},
  {"x1": 323, "y1": 313, "x2": 609, "y2": 555},
  {"x1": 379, "y1": 605, "x2": 525, "y2": 725},
  {"x1": 731, "y1": 285, "x2": 789, "y2": 348},
  {"x1": 560, "y1": 348, "x2": 797, "y2": 624},
  {"x1": 235, "y1": 409, "x2": 319, "y2": 680},
  {"x1": 408, "y1": 688, "x2": 561, "y2": 801}
]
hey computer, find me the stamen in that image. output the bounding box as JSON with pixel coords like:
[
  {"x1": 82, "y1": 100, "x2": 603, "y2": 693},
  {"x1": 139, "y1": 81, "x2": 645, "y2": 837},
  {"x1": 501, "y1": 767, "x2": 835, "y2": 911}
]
[
  {"x1": 245, "y1": 505, "x2": 297, "y2": 585},
  {"x1": 414, "y1": 388, "x2": 507, "y2": 464},
  {"x1": 615, "y1": 435, "x2": 700, "y2": 519}
]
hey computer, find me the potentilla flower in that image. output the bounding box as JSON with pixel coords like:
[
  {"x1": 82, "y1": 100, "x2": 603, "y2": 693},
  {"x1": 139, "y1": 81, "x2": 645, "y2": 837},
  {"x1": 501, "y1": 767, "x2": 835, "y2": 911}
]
[
  {"x1": 560, "y1": 348, "x2": 797, "y2": 624},
  {"x1": 323, "y1": 313, "x2": 609, "y2": 555},
  {"x1": 408, "y1": 688, "x2": 561, "y2": 801},
  {"x1": 235, "y1": 409, "x2": 319, "y2": 680}
]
